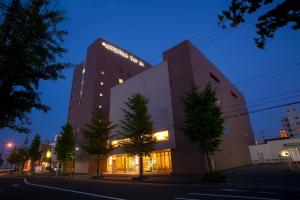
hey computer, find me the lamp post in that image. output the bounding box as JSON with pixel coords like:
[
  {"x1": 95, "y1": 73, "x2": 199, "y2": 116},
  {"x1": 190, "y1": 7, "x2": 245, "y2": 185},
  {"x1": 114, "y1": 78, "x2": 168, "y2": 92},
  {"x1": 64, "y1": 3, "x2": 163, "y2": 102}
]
[{"x1": 0, "y1": 142, "x2": 14, "y2": 164}]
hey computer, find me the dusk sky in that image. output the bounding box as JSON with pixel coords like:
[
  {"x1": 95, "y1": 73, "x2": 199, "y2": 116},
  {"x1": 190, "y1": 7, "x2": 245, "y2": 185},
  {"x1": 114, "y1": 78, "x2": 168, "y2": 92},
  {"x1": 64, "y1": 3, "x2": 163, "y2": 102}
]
[{"x1": 1, "y1": 0, "x2": 300, "y2": 150}]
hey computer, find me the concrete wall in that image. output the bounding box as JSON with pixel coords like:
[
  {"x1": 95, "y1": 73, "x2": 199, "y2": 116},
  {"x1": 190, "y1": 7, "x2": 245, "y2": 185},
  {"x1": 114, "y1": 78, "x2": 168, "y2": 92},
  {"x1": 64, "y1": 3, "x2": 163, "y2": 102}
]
[
  {"x1": 163, "y1": 40, "x2": 254, "y2": 174},
  {"x1": 249, "y1": 137, "x2": 300, "y2": 163},
  {"x1": 249, "y1": 144, "x2": 272, "y2": 164},
  {"x1": 109, "y1": 62, "x2": 176, "y2": 151}
]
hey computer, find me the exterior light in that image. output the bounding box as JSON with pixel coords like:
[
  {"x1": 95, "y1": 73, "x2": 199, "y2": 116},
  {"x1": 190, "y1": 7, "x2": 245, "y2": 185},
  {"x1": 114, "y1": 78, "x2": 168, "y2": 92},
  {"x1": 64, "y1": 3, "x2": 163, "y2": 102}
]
[
  {"x1": 99, "y1": 93, "x2": 103, "y2": 97},
  {"x1": 135, "y1": 156, "x2": 139, "y2": 165},
  {"x1": 100, "y1": 82, "x2": 104, "y2": 85},
  {"x1": 118, "y1": 78, "x2": 124, "y2": 84},
  {"x1": 75, "y1": 147, "x2": 79, "y2": 151},
  {"x1": 281, "y1": 150, "x2": 289, "y2": 157},
  {"x1": 98, "y1": 105, "x2": 102, "y2": 109},
  {"x1": 82, "y1": 68, "x2": 85, "y2": 74},
  {"x1": 46, "y1": 150, "x2": 51, "y2": 158},
  {"x1": 6, "y1": 142, "x2": 13, "y2": 148},
  {"x1": 101, "y1": 71, "x2": 105, "y2": 75},
  {"x1": 109, "y1": 156, "x2": 112, "y2": 166}
]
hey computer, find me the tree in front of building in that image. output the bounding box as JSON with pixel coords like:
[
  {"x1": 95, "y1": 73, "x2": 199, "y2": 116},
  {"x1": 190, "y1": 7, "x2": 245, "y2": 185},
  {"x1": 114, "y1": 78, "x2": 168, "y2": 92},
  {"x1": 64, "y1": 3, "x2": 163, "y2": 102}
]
[
  {"x1": 218, "y1": 0, "x2": 300, "y2": 48},
  {"x1": 82, "y1": 110, "x2": 116, "y2": 177},
  {"x1": 182, "y1": 84, "x2": 224, "y2": 173},
  {"x1": 28, "y1": 134, "x2": 42, "y2": 173},
  {"x1": 55, "y1": 123, "x2": 74, "y2": 175},
  {"x1": 15, "y1": 147, "x2": 29, "y2": 173},
  {"x1": 120, "y1": 93, "x2": 156, "y2": 180}
]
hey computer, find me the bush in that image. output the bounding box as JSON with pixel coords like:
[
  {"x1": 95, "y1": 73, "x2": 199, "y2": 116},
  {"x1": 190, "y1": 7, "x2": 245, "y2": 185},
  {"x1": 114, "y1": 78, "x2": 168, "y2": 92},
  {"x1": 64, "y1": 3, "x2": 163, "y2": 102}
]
[{"x1": 201, "y1": 171, "x2": 226, "y2": 183}]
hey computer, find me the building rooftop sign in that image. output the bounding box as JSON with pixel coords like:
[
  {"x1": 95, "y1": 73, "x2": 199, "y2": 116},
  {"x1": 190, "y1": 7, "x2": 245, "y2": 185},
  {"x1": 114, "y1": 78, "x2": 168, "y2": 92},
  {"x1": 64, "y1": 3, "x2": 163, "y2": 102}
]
[{"x1": 101, "y1": 41, "x2": 145, "y2": 67}]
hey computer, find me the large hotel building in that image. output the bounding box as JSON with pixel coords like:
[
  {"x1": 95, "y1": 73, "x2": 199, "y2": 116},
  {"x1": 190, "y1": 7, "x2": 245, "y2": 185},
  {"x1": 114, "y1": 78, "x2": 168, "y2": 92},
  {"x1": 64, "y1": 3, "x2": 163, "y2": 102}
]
[{"x1": 68, "y1": 38, "x2": 254, "y2": 175}]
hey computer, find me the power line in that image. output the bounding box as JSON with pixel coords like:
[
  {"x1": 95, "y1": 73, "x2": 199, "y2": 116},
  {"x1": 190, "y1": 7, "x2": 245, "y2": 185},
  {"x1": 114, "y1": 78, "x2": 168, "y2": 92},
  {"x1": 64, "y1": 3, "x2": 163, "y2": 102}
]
[{"x1": 223, "y1": 100, "x2": 300, "y2": 120}]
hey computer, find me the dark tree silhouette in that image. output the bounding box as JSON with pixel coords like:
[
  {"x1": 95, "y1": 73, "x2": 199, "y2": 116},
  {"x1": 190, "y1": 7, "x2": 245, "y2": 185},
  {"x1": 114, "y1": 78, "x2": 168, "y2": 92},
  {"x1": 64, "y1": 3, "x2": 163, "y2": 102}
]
[
  {"x1": 0, "y1": 0, "x2": 70, "y2": 133},
  {"x1": 218, "y1": 0, "x2": 300, "y2": 48}
]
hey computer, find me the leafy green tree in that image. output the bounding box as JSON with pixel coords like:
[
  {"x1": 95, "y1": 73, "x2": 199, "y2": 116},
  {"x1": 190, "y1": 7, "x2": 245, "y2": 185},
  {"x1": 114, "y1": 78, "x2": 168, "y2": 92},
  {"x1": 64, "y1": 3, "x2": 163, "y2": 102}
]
[
  {"x1": 82, "y1": 110, "x2": 116, "y2": 176},
  {"x1": 0, "y1": 0, "x2": 70, "y2": 133},
  {"x1": 182, "y1": 84, "x2": 224, "y2": 172},
  {"x1": 120, "y1": 93, "x2": 155, "y2": 180},
  {"x1": 28, "y1": 134, "x2": 42, "y2": 173},
  {"x1": 55, "y1": 123, "x2": 74, "y2": 174},
  {"x1": 218, "y1": 0, "x2": 300, "y2": 48}
]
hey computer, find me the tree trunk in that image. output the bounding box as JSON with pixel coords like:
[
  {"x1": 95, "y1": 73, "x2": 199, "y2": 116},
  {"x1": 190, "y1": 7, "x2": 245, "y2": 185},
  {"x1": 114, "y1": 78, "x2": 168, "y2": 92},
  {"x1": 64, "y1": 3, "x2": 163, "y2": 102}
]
[
  {"x1": 21, "y1": 162, "x2": 24, "y2": 174},
  {"x1": 205, "y1": 152, "x2": 212, "y2": 172},
  {"x1": 31, "y1": 161, "x2": 35, "y2": 175},
  {"x1": 139, "y1": 154, "x2": 143, "y2": 180},
  {"x1": 96, "y1": 154, "x2": 100, "y2": 177},
  {"x1": 55, "y1": 161, "x2": 59, "y2": 176}
]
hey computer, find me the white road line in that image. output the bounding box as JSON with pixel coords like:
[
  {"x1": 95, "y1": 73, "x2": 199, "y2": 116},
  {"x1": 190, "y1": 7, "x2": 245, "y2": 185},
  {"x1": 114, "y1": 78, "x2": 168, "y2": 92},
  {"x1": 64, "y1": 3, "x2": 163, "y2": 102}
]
[
  {"x1": 213, "y1": 188, "x2": 248, "y2": 192},
  {"x1": 12, "y1": 184, "x2": 19, "y2": 187},
  {"x1": 259, "y1": 192, "x2": 281, "y2": 195},
  {"x1": 189, "y1": 193, "x2": 281, "y2": 200},
  {"x1": 24, "y1": 178, "x2": 126, "y2": 200}
]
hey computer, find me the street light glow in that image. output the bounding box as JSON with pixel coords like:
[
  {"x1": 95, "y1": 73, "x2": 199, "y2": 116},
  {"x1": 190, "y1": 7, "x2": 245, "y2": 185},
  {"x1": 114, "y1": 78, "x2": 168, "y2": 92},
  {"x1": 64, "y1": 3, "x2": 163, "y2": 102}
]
[
  {"x1": 75, "y1": 147, "x2": 79, "y2": 151},
  {"x1": 6, "y1": 142, "x2": 13, "y2": 148}
]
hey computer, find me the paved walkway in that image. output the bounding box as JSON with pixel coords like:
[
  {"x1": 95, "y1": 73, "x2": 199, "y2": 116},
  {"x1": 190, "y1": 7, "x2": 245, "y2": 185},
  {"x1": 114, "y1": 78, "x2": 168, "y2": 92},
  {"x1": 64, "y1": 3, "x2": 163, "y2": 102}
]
[{"x1": 17, "y1": 163, "x2": 300, "y2": 190}]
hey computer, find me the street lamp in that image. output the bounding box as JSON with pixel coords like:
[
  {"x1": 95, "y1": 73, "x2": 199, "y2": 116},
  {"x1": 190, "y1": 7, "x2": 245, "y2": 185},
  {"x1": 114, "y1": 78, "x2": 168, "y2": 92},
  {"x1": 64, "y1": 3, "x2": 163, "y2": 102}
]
[{"x1": 0, "y1": 142, "x2": 14, "y2": 166}]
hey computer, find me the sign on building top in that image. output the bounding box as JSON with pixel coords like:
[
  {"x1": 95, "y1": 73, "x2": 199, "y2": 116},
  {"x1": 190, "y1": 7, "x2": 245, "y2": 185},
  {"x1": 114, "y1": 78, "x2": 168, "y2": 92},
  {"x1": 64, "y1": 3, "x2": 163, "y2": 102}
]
[{"x1": 101, "y1": 41, "x2": 145, "y2": 67}]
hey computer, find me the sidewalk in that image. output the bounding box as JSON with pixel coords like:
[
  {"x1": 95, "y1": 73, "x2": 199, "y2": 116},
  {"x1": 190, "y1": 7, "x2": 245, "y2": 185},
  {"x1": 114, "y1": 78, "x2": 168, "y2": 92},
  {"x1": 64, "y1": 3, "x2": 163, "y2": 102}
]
[{"x1": 20, "y1": 163, "x2": 300, "y2": 190}]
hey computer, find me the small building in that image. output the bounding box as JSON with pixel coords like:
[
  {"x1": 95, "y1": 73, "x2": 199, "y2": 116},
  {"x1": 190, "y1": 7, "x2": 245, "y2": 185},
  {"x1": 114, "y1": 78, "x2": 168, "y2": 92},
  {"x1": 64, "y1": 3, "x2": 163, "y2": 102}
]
[
  {"x1": 281, "y1": 105, "x2": 300, "y2": 137},
  {"x1": 249, "y1": 137, "x2": 300, "y2": 164}
]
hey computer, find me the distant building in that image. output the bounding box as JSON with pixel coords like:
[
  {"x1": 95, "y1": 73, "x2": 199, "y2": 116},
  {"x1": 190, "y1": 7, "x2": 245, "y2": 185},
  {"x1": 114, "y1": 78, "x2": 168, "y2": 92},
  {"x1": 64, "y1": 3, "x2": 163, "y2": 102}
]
[
  {"x1": 249, "y1": 137, "x2": 300, "y2": 164},
  {"x1": 278, "y1": 130, "x2": 288, "y2": 138},
  {"x1": 281, "y1": 106, "x2": 300, "y2": 137}
]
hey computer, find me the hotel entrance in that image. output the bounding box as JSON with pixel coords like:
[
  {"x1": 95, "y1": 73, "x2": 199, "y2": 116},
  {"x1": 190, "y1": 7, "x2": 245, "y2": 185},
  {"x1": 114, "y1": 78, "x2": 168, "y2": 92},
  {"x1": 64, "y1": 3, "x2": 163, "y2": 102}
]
[{"x1": 107, "y1": 149, "x2": 172, "y2": 174}]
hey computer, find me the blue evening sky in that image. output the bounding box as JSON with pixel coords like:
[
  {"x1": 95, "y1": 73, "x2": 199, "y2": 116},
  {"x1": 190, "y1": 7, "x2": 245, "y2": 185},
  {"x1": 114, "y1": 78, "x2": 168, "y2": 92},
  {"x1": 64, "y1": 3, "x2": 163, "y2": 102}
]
[{"x1": 1, "y1": 0, "x2": 300, "y2": 149}]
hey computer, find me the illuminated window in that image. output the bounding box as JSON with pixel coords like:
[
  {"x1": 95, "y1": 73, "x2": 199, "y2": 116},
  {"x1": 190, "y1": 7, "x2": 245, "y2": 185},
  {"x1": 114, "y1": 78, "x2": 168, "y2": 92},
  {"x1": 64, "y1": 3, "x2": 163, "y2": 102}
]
[
  {"x1": 98, "y1": 105, "x2": 102, "y2": 109},
  {"x1": 118, "y1": 78, "x2": 124, "y2": 84},
  {"x1": 99, "y1": 93, "x2": 103, "y2": 97},
  {"x1": 153, "y1": 130, "x2": 169, "y2": 141},
  {"x1": 111, "y1": 130, "x2": 169, "y2": 147},
  {"x1": 100, "y1": 82, "x2": 104, "y2": 85},
  {"x1": 101, "y1": 71, "x2": 104, "y2": 75}
]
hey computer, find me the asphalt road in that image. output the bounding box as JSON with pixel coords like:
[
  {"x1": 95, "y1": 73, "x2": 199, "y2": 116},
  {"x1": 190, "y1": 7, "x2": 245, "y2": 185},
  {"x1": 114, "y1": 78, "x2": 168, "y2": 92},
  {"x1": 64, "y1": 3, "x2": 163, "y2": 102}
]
[{"x1": 0, "y1": 175, "x2": 299, "y2": 200}]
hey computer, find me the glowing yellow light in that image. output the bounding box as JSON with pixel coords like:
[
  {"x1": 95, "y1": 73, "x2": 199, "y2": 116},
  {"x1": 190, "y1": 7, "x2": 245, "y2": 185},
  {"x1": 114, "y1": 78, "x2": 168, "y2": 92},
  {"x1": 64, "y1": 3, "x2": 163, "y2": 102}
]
[
  {"x1": 118, "y1": 78, "x2": 124, "y2": 84},
  {"x1": 111, "y1": 130, "x2": 169, "y2": 147},
  {"x1": 46, "y1": 150, "x2": 51, "y2": 158},
  {"x1": 281, "y1": 150, "x2": 289, "y2": 157},
  {"x1": 135, "y1": 155, "x2": 139, "y2": 165},
  {"x1": 109, "y1": 156, "x2": 112, "y2": 166},
  {"x1": 154, "y1": 130, "x2": 169, "y2": 141}
]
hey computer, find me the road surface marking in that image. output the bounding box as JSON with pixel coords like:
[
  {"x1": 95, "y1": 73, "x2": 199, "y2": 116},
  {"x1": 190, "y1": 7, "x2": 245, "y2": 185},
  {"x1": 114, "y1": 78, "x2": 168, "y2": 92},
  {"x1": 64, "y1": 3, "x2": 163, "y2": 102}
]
[
  {"x1": 213, "y1": 188, "x2": 248, "y2": 192},
  {"x1": 174, "y1": 198, "x2": 199, "y2": 200},
  {"x1": 24, "y1": 178, "x2": 126, "y2": 200},
  {"x1": 259, "y1": 192, "x2": 281, "y2": 195},
  {"x1": 12, "y1": 184, "x2": 19, "y2": 187},
  {"x1": 189, "y1": 193, "x2": 281, "y2": 200}
]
